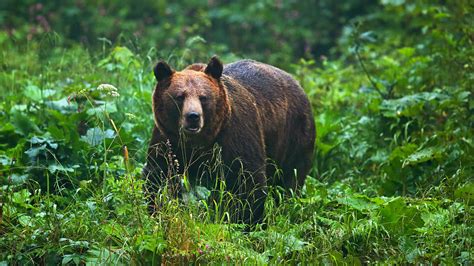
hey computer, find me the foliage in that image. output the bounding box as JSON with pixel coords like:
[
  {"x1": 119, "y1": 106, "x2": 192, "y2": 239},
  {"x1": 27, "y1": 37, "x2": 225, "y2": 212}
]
[
  {"x1": 0, "y1": 0, "x2": 376, "y2": 67},
  {"x1": 0, "y1": 0, "x2": 473, "y2": 264}
]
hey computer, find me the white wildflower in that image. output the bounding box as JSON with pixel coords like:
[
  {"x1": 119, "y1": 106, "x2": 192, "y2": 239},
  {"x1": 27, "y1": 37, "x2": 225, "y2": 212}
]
[
  {"x1": 97, "y1": 83, "x2": 120, "y2": 97},
  {"x1": 125, "y1": 113, "x2": 137, "y2": 119}
]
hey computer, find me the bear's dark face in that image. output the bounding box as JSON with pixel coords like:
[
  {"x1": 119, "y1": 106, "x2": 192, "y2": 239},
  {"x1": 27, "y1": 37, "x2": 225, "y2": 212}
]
[
  {"x1": 154, "y1": 71, "x2": 217, "y2": 135},
  {"x1": 152, "y1": 57, "x2": 229, "y2": 144}
]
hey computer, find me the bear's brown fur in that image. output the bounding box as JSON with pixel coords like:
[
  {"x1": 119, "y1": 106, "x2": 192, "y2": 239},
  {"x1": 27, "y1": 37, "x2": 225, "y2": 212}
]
[{"x1": 143, "y1": 56, "x2": 315, "y2": 225}]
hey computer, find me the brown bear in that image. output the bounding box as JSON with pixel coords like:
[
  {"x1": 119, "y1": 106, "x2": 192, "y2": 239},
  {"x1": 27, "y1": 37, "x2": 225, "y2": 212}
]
[{"x1": 143, "y1": 56, "x2": 315, "y2": 225}]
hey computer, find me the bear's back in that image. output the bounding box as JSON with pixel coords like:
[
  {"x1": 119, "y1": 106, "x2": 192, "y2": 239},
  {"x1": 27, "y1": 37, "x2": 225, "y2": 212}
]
[
  {"x1": 222, "y1": 59, "x2": 311, "y2": 124},
  {"x1": 222, "y1": 59, "x2": 314, "y2": 172},
  {"x1": 223, "y1": 59, "x2": 305, "y2": 101},
  {"x1": 223, "y1": 60, "x2": 276, "y2": 94}
]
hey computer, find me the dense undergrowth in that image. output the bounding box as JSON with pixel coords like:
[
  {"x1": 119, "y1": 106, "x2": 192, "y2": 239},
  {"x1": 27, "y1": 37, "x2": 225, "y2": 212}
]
[{"x1": 1, "y1": 1, "x2": 473, "y2": 264}]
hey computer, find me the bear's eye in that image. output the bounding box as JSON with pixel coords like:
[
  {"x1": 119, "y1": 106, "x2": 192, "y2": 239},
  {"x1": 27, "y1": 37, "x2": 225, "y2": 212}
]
[
  {"x1": 175, "y1": 95, "x2": 185, "y2": 102},
  {"x1": 199, "y1": 96, "x2": 208, "y2": 102}
]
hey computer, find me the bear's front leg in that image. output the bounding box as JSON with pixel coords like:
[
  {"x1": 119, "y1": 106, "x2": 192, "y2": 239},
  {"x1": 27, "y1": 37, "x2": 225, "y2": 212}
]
[
  {"x1": 143, "y1": 126, "x2": 183, "y2": 211},
  {"x1": 238, "y1": 168, "x2": 267, "y2": 226},
  {"x1": 218, "y1": 128, "x2": 268, "y2": 226}
]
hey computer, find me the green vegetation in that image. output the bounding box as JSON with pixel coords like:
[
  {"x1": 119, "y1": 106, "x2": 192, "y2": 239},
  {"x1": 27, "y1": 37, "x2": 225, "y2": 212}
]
[{"x1": 1, "y1": 1, "x2": 472, "y2": 264}]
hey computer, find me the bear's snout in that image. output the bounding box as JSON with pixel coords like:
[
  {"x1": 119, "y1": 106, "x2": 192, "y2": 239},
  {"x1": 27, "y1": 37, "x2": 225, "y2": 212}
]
[
  {"x1": 181, "y1": 96, "x2": 204, "y2": 134},
  {"x1": 183, "y1": 111, "x2": 203, "y2": 134},
  {"x1": 186, "y1": 112, "x2": 200, "y2": 122}
]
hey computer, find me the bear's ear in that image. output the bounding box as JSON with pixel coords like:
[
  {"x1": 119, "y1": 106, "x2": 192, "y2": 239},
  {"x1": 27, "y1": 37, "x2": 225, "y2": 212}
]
[
  {"x1": 205, "y1": 56, "x2": 223, "y2": 80},
  {"x1": 154, "y1": 61, "x2": 174, "y2": 82}
]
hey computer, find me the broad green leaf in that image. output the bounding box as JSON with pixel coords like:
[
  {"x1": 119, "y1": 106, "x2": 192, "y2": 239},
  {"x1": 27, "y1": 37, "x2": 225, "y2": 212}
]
[
  {"x1": 381, "y1": 0, "x2": 405, "y2": 6},
  {"x1": 10, "y1": 174, "x2": 28, "y2": 184},
  {"x1": 398, "y1": 236, "x2": 420, "y2": 263},
  {"x1": 337, "y1": 194, "x2": 378, "y2": 212},
  {"x1": 45, "y1": 98, "x2": 77, "y2": 113},
  {"x1": 25, "y1": 144, "x2": 47, "y2": 159},
  {"x1": 136, "y1": 233, "x2": 167, "y2": 253},
  {"x1": 11, "y1": 111, "x2": 41, "y2": 136},
  {"x1": 18, "y1": 215, "x2": 33, "y2": 227},
  {"x1": 421, "y1": 209, "x2": 450, "y2": 228},
  {"x1": 379, "y1": 197, "x2": 423, "y2": 235},
  {"x1": 48, "y1": 164, "x2": 75, "y2": 174},
  {"x1": 24, "y1": 84, "x2": 42, "y2": 102},
  {"x1": 402, "y1": 146, "x2": 444, "y2": 167},
  {"x1": 12, "y1": 189, "x2": 31, "y2": 206},
  {"x1": 86, "y1": 102, "x2": 118, "y2": 116},
  {"x1": 380, "y1": 92, "x2": 449, "y2": 118},
  {"x1": 454, "y1": 182, "x2": 474, "y2": 205},
  {"x1": 81, "y1": 128, "x2": 115, "y2": 146},
  {"x1": 85, "y1": 246, "x2": 128, "y2": 265},
  {"x1": 195, "y1": 185, "x2": 211, "y2": 200},
  {"x1": 389, "y1": 143, "x2": 418, "y2": 161},
  {"x1": 0, "y1": 155, "x2": 11, "y2": 166}
]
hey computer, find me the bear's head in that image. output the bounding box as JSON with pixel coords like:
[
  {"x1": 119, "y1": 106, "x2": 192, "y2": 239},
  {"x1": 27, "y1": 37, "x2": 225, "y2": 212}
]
[{"x1": 152, "y1": 56, "x2": 230, "y2": 145}]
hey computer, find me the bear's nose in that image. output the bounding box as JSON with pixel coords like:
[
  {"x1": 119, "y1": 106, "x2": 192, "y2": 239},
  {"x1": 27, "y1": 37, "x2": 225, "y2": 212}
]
[{"x1": 185, "y1": 112, "x2": 200, "y2": 122}]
